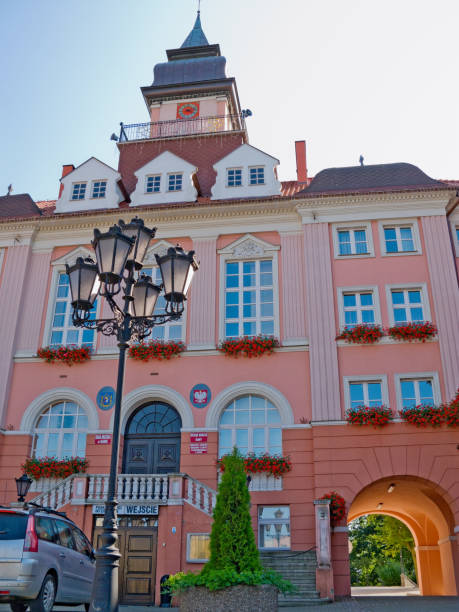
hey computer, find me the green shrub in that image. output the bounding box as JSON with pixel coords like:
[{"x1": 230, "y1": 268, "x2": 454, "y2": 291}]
[
  {"x1": 167, "y1": 567, "x2": 294, "y2": 593},
  {"x1": 376, "y1": 560, "x2": 401, "y2": 586}
]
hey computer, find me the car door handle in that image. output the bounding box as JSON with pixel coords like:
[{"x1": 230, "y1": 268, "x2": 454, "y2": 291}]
[{"x1": 59, "y1": 552, "x2": 66, "y2": 558}]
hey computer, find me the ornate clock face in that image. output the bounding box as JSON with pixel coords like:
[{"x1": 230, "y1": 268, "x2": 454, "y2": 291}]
[{"x1": 177, "y1": 102, "x2": 200, "y2": 120}]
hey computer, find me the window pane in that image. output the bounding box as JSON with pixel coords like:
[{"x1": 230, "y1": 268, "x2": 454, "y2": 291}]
[
  {"x1": 408, "y1": 291, "x2": 421, "y2": 304},
  {"x1": 345, "y1": 311, "x2": 357, "y2": 325},
  {"x1": 384, "y1": 228, "x2": 396, "y2": 241},
  {"x1": 252, "y1": 410, "x2": 265, "y2": 424},
  {"x1": 235, "y1": 396, "x2": 250, "y2": 410},
  {"x1": 243, "y1": 321, "x2": 256, "y2": 336},
  {"x1": 360, "y1": 293, "x2": 373, "y2": 306},
  {"x1": 350, "y1": 383, "x2": 364, "y2": 407},
  {"x1": 361, "y1": 310, "x2": 375, "y2": 323},
  {"x1": 393, "y1": 308, "x2": 407, "y2": 323},
  {"x1": 235, "y1": 410, "x2": 249, "y2": 424},
  {"x1": 253, "y1": 428, "x2": 265, "y2": 448},
  {"x1": 343, "y1": 294, "x2": 356, "y2": 307},
  {"x1": 401, "y1": 381, "x2": 416, "y2": 406},
  {"x1": 269, "y1": 428, "x2": 281, "y2": 451},
  {"x1": 236, "y1": 429, "x2": 248, "y2": 453},
  {"x1": 267, "y1": 409, "x2": 281, "y2": 423},
  {"x1": 260, "y1": 320, "x2": 274, "y2": 335},
  {"x1": 219, "y1": 429, "x2": 232, "y2": 448},
  {"x1": 410, "y1": 308, "x2": 424, "y2": 321},
  {"x1": 418, "y1": 380, "x2": 434, "y2": 404},
  {"x1": 391, "y1": 291, "x2": 404, "y2": 305},
  {"x1": 226, "y1": 323, "x2": 239, "y2": 337},
  {"x1": 368, "y1": 383, "x2": 382, "y2": 403},
  {"x1": 261, "y1": 302, "x2": 274, "y2": 317},
  {"x1": 220, "y1": 408, "x2": 234, "y2": 425}
]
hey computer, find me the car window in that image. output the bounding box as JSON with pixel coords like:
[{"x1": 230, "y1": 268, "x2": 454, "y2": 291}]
[
  {"x1": 0, "y1": 512, "x2": 27, "y2": 540},
  {"x1": 54, "y1": 519, "x2": 76, "y2": 550},
  {"x1": 71, "y1": 526, "x2": 93, "y2": 558},
  {"x1": 35, "y1": 516, "x2": 58, "y2": 544}
]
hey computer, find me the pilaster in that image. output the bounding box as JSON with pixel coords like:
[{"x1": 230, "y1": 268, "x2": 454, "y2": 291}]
[
  {"x1": 188, "y1": 238, "x2": 217, "y2": 349},
  {"x1": 280, "y1": 232, "x2": 307, "y2": 344}
]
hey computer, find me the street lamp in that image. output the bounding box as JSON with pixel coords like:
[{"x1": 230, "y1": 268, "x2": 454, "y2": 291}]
[
  {"x1": 15, "y1": 474, "x2": 33, "y2": 503},
  {"x1": 66, "y1": 217, "x2": 199, "y2": 612}
]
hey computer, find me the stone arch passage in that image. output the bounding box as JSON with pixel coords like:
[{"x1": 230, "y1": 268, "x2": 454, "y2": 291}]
[{"x1": 348, "y1": 476, "x2": 459, "y2": 596}]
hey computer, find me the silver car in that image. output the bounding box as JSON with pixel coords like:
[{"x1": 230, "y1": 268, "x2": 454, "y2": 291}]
[{"x1": 0, "y1": 506, "x2": 96, "y2": 612}]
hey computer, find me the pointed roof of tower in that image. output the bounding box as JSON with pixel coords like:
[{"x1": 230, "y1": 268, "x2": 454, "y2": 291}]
[{"x1": 181, "y1": 11, "x2": 209, "y2": 48}]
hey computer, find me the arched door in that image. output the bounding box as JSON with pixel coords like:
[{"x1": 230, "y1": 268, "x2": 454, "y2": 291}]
[{"x1": 123, "y1": 402, "x2": 182, "y2": 474}]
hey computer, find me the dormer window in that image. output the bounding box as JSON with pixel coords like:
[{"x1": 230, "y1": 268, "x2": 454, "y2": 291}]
[
  {"x1": 168, "y1": 173, "x2": 183, "y2": 192},
  {"x1": 91, "y1": 180, "x2": 107, "y2": 199},
  {"x1": 249, "y1": 166, "x2": 265, "y2": 185},
  {"x1": 72, "y1": 183, "x2": 87, "y2": 200},
  {"x1": 227, "y1": 168, "x2": 242, "y2": 187},
  {"x1": 146, "y1": 175, "x2": 161, "y2": 193}
]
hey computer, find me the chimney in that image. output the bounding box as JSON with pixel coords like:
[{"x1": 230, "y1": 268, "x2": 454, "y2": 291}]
[
  {"x1": 59, "y1": 164, "x2": 75, "y2": 198},
  {"x1": 295, "y1": 140, "x2": 307, "y2": 182}
]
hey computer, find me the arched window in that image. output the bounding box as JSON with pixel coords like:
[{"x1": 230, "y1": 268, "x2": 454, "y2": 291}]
[
  {"x1": 218, "y1": 395, "x2": 281, "y2": 458},
  {"x1": 32, "y1": 401, "x2": 88, "y2": 459},
  {"x1": 126, "y1": 402, "x2": 182, "y2": 434}
]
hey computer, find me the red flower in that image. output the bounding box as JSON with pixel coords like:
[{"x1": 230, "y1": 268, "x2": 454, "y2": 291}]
[
  {"x1": 387, "y1": 322, "x2": 437, "y2": 342},
  {"x1": 37, "y1": 346, "x2": 91, "y2": 366},
  {"x1": 129, "y1": 340, "x2": 186, "y2": 362},
  {"x1": 336, "y1": 324, "x2": 384, "y2": 345},
  {"x1": 217, "y1": 336, "x2": 279, "y2": 358},
  {"x1": 345, "y1": 405, "x2": 393, "y2": 427}
]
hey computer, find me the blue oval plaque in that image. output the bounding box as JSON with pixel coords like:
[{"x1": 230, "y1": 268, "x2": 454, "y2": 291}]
[
  {"x1": 190, "y1": 384, "x2": 211, "y2": 408},
  {"x1": 97, "y1": 386, "x2": 116, "y2": 411}
]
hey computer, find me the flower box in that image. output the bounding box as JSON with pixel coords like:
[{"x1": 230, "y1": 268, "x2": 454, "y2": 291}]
[
  {"x1": 400, "y1": 405, "x2": 445, "y2": 428},
  {"x1": 387, "y1": 321, "x2": 437, "y2": 342},
  {"x1": 37, "y1": 345, "x2": 91, "y2": 366},
  {"x1": 320, "y1": 491, "x2": 346, "y2": 525},
  {"x1": 128, "y1": 340, "x2": 185, "y2": 361},
  {"x1": 217, "y1": 336, "x2": 279, "y2": 358},
  {"x1": 442, "y1": 389, "x2": 459, "y2": 427},
  {"x1": 217, "y1": 453, "x2": 291, "y2": 478},
  {"x1": 345, "y1": 405, "x2": 393, "y2": 427},
  {"x1": 22, "y1": 457, "x2": 89, "y2": 480},
  {"x1": 336, "y1": 324, "x2": 384, "y2": 344}
]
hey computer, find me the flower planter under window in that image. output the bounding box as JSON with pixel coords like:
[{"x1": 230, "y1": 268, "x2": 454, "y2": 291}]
[
  {"x1": 37, "y1": 346, "x2": 91, "y2": 366},
  {"x1": 336, "y1": 324, "x2": 384, "y2": 344},
  {"x1": 217, "y1": 453, "x2": 291, "y2": 478},
  {"x1": 22, "y1": 457, "x2": 89, "y2": 480},
  {"x1": 345, "y1": 405, "x2": 393, "y2": 427},
  {"x1": 387, "y1": 322, "x2": 437, "y2": 342},
  {"x1": 217, "y1": 336, "x2": 279, "y2": 358},
  {"x1": 128, "y1": 340, "x2": 186, "y2": 361}
]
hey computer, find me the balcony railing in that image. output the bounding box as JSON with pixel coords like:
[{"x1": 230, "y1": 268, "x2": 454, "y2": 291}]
[{"x1": 119, "y1": 114, "x2": 246, "y2": 142}]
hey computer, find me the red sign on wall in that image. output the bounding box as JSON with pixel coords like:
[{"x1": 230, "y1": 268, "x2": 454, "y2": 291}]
[
  {"x1": 95, "y1": 434, "x2": 112, "y2": 445},
  {"x1": 190, "y1": 432, "x2": 208, "y2": 454}
]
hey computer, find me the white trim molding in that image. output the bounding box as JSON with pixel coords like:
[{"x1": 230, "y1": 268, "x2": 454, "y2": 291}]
[
  {"x1": 394, "y1": 371, "x2": 441, "y2": 411},
  {"x1": 332, "y1": 221, "x2": 375, "y2": 259},
  {"x1": 205, "y1": 381, "x2": 294, "y2": 428},
  {"x1": 377, "y1": 218, "x2": 422, "y2": 256},
  {"x1": 385, "y1": 282, "x2": 431, "y2": 327},
  {"x1": 337, "y1": 285, "x2": 382, "y2": 329},
  {"x1": 343, "y1": 375, "x2": 389, "y2": 412},
  {"x1": 118, "y1": 385, "x2": 194, "y2": 432},
  {"x1": 20, "y1": 387, "x2": 99, "y2": 432}
]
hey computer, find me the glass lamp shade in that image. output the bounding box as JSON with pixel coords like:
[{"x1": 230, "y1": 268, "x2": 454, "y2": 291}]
[
  {"x1": 66, "y1": 258, "x2": 100, "y2": 312},
  {"x1": 119, "y1": 218, "x2": 156, "y2": 270},
  {"x1": 130, "y1": 275, "x2": 161, "y2": 317},
  {"x1": 15, "y1": 473, "x2": 33, "y2": 502},
  {"x1": 92, "y1": 225, "x2": 134, "y2": 284},
  {"x1": 155, "y1": 246, "x2": 199, "y2": 307}
]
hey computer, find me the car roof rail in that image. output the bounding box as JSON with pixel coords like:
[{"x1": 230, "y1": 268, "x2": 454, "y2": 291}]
[{"x1": 27, "y1": 502, "x2": 68, "y2": 519}]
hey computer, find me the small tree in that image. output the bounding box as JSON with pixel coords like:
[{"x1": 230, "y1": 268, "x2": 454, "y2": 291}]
[{"x1": 203, "y1": 447, "x2": 262, "y2": 574}]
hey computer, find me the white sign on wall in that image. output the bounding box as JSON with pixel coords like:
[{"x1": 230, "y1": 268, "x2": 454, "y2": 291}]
[{"x1": 92, "y1": 504, "x2": 159, "y2": 516}]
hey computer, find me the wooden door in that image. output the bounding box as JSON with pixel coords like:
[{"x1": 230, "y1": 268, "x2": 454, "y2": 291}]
[
  {"x1": 124, "y1": 435, "x2": 180, "y2": 474},
  {"x1": 93, "y1": 520, "x2": 157, "y2": 605}
]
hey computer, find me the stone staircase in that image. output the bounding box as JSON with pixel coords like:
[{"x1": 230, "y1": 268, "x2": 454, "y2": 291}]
[{"x1": 260, "y1": 550, "x2": 330, "y2": 607}]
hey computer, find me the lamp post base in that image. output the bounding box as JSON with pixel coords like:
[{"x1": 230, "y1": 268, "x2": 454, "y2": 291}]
[{"x1": 89, "y1": 525, "x2": 121, "y2": 612}]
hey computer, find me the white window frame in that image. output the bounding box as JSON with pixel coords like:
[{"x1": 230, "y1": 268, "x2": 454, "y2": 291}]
[
  {"x1": 43, "y1": 247, "x2": 101, "y2": 350},
  {"x1": 385, "y1": 283, "x2": 431, "y2": 326},
  {"x1": 258, "y1": 506, "x2": 291, "y2": 551},
  {"x1": 394, "y1": 372, "x2": 441, "y2": 410},
  {"x1": 145, "y1": 174, "x2": 161, "y2": 194},
  {"x1": 248, "y1": 165, "x2": 265, "y2": 185},
  {"x1": 218, "y1": 235, "x2": 280, "y2": 342},
  {"x1": 32, "y1": 400, "x2": 89, "y2": 460},
  {"x1": 226, "y1": 167, "x2": 243, "y2": 187},
  {"x1": 186, "y1": 533, "x2": 210, "y2": 563},
  {"x1": 378, "y1": 219, "x2": 421, "y2": 256},
  {"x1": 90, "y1": 180, "x2": 107, "y2": 199},
  {"x1": 332, "y1": 222, "x2": 374, "y2": 259},
  {"x1": 343, "y1": 375, "x2": 389, "y2": 412},
  {"x1": 71, "y1": 182, "x2": 87, "y2": 201},
  {"x1": 337, "y1": 286, "x2": 381, "y2": 329},
  {"x1": 167, "y1": 172, "x2": 183, "y2": 192}
]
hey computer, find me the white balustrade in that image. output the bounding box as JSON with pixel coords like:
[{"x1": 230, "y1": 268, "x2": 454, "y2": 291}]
[{"x1": 183, "y1": 476, "x2": 216, "y2": 517}]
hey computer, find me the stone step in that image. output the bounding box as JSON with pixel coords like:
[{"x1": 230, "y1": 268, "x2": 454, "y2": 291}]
[{"x1": 278, "y1": 597, "x2": 330, "y2": 607}]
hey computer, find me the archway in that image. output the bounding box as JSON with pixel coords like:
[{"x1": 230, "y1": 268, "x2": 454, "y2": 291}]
[
  {"x1": 122, "y1": 402, "x2": 182, "y2": 474},
  {"x1": 348, "y1": 476, "x2": 459, "y2": 596}
]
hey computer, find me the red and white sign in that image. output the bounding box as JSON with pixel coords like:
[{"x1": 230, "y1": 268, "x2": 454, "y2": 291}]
[
  {"x1": 190, "y1": 432, "x2": 208, "y2": 454},
  {"x1": 95, "y1": 434, "x2": 112, "y2": 445}
]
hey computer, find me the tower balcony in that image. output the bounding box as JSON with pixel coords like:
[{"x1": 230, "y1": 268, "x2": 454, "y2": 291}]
[{"x1": 118, "y1": 113, "x2": 247, "y2": 143}]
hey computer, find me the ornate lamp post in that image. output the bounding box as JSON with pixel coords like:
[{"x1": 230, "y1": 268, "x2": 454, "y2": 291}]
[
  {"x1": 15, "y1": 473, "x2": 33, "y2": 503},
  {"x1": 66, "y1": 217, "x2": 198, "y2": 612}
]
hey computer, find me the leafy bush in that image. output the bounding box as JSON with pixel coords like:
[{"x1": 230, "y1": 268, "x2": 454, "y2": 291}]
[
  {"x1": 167, "y1": 567, "x2": 294, "y2": 593},
  {"x1": 376, "y1": 560, "x2": 401, "y2": 586}
]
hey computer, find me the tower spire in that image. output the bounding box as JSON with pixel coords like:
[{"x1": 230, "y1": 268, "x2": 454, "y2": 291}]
[{"x1": 181, "y1": 8, "x2": 209, "y2": 48}]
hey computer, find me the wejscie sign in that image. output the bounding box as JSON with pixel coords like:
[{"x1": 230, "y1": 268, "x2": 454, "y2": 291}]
[{"x1": 92, "y1": 504, "x2": 158, "y2": 516}]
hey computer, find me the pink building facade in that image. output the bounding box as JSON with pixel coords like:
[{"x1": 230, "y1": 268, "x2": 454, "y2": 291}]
[{"x1": 1, "y1": 13, "x2": 459, "y2": 605}]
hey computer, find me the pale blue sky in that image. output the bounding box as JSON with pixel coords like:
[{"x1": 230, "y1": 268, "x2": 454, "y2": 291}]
[{"x1": 2, "y1": 0, "x2": 458, "y2": 201}]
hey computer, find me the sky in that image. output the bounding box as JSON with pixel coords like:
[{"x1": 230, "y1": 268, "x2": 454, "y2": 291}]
[{"x1": 1, "y1": 0, "x2": 459, "y2": 201}]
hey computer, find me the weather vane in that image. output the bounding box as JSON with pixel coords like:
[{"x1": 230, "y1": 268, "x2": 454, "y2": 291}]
[{"x1": 198, "y1": 0, "x2": 201, "y2": 12}]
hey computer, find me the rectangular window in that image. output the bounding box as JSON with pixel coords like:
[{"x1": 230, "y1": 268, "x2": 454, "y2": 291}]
[
  {"x1": 187, "y1": 534, "x2": 211, "y2": 562},
  {"x1": 168, "y1": 173, "x2": 183, "y2": 192},
  {"x1": 400, "y1": 378, "x2": 435, "y2": 408},
  {"x1": 338, "y1": 229, "x2": 368, "y2": 255},
  {"x1": 227, "y1": 168, "x2": 242, "y2": 187},
  {"x1": 349, "y1": 381, "x2": 383, "y2": 409},
  {"x1": 258, "y1": 506, "x2": 290, "y2": 550},
  {"x1": 50, "y1": 272, "x2": 97, "y2": 348},
  {"x1": 342, "y1": 291, "x2": 376, "y2": 327},
  {"x1": 141, "y1": 267, "x2": 183, "y2": 341},
  {"x1": 145, "y1": 175, "x2": 161, "y2": 193},
  {"x1": 91, "y1": 180, "x2": 107, "y2": 199},
  {"x1": 224, "y1": 259, "x2": 274, "y2": 338},
  {"x1": 71, "y1": 183, "x2": 86, "y2": 200},
  {"x1": 249, "y1": 166, "x2": 265, "y2": 185},
  {"x1": 384, "y1": 226, "x2": 415, "y2": 253},
  {"x1": 391, "y1": 289, "x2": 424, "y2": 324}
]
